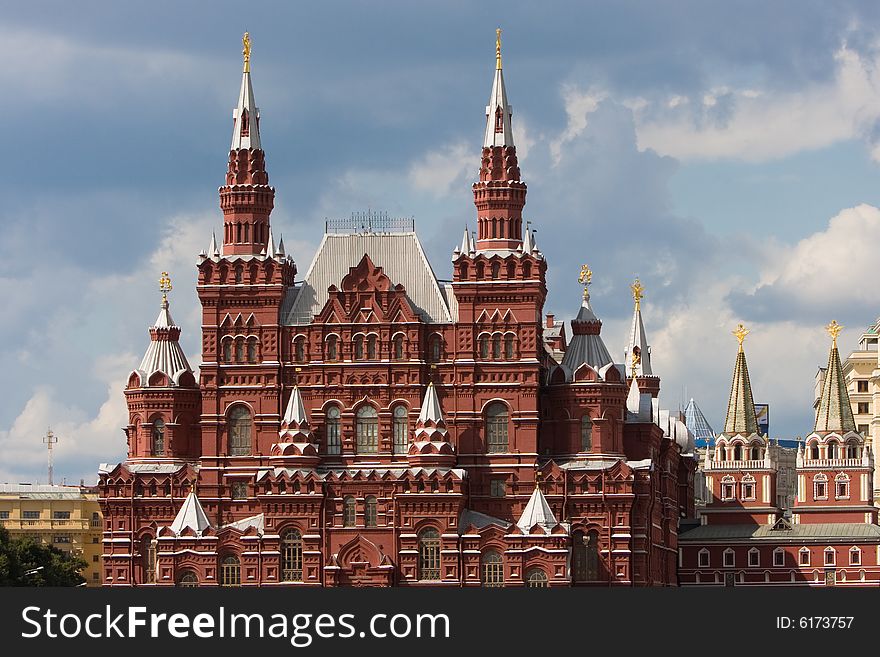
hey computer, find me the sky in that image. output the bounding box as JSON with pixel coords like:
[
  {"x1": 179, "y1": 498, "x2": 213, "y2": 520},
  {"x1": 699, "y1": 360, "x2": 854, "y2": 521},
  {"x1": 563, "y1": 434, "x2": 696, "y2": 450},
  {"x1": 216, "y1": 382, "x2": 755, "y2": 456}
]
[{"x1": 2, "y1": 0, "x2": 880, "y2": 485}]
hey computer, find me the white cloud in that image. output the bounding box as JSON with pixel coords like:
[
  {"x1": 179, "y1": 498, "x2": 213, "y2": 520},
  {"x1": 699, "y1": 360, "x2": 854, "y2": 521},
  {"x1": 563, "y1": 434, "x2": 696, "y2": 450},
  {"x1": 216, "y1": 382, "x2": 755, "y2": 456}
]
[
  {"x1": 408, "y1": 142, "x2": 474, "y2": 197},
  {"x1": 550, "y1": 85, "x2": 607, "y2": 164}
]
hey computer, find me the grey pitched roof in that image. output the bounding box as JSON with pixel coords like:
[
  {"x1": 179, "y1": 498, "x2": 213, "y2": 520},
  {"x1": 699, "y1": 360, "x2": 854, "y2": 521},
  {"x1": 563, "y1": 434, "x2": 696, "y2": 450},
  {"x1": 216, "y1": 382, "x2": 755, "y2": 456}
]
[
  {"x1": 680, "y1": 522, "x2": 880, "y2": 542},
  {"x1": 815, "y1": 345, "x2": 856, "y2": 433},
  {"x1": 168, "y1": 490, "x2": 211, "y2": 536},
  {"x1": 560, "y1": 299, "x2": 613, "y2": 375},
  {"x1": 517, "y1": 486, "x2": 559, "y2": 533},
  {"x1": 282, "y1": 232, "x2": 453, "y2": 325},
  {"x1": 459, "y1": 509, "x2": 509, "y2": 532}
]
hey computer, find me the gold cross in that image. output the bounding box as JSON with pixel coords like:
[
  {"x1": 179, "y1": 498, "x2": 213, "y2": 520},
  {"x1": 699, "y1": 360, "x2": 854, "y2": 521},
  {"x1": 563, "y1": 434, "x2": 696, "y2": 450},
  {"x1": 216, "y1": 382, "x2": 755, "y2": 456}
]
[
  {"x1": 159, "y1": 271, "x2": 172, "y2": 300},
  {"x1": 496, "y1": 28, "x2": 502, "y2": 70},
  {"x1": 826, "y1": 320, "x2": 843, "y2": 347},
  {"x1": 242, "y1": 32, "x2": 252, "y2": 73},
  {"x1": 732, "y1": 323, "x2": 749, "y2": 351},
  {"x1": 631, "y1": 278, "x2": 644, "y2": 309},
  {"x1": 578, "y1": 264, "x2": 592, "y2": 300}
]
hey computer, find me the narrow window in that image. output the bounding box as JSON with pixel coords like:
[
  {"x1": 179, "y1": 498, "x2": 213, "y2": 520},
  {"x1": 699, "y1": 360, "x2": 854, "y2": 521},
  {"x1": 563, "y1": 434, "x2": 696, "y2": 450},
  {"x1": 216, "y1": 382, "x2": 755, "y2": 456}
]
[
  {"x1": 504, "y1": 334, "x2": 514, "y2": 359},
  {"x1": 492, "y1": 335, "x2": 501, "y2": 359},
  {"x1": 393, "y1": 335, "x2": 403, "y2": 360},
  {"x1": 143, "y1": 537, "x2": 156, "y2": 583},
  {"x1": 723, "y1": 549, "x2": 735, "y2": 568},
  {"x1": 151, "y1": 419, "x2": 165, "y2": 456},
  {"x1": 354, "y1": 336, "x2": 364, "y2": 360},
  {"x1": 479, "y1": 335, "x2": 489, "y2": 359},
  {"x1": 430, "y1": 336, "x2": 442, "y2": 362},
  {"x1": 850, "y1": 547, "x2": 861, "y2": 566},
  {"x1": 223, "y1": 340, "x2": 232, "y2": 363},
  {"x1": 748, "y1": 549, "x2": 760, "y2": 568},
  {"x1": 247, "y1": 338, "x2": 258, "y2": 363},
  {"x1": 824, "y1": 548, "x2": 836, "y2": 566},
  {"x1": 485, "y1": 403, "x2": 508, "y2": 453},
  {"x1": 228, "y1": 406, "x2": 252, "y2": 456},
  {"x1": 294, "y1": 338, "x2": 305, "y2": 363},
  {"x1": 392, "y1": 406, "x2": 408, "y2": 455},
  {"x1": 367, "y1": 335, "x2": 377, "y2": 360},
  {"x1": 698, "y1": 549, "x2": 710, "y2": 568},
  {"x1": 581, "y1": 416, "x2": 592, "y2": 452},
  {"x1": 327, "y1": 335, "x2": 338, "y2": 361},
  {"x1": 773, "y1": 549, "x2": 784, "y2": 567},
  {"x1": 418, "y1": 528, "x2": 441, "y2": 580},
  {"x1": 281, "y1": 530, "x2": 303, "y2": 582},
  {"x1": 235, "y1": 339, "x2": 244, "y2": 363},
  {"x1": 220, "y1": 555, "x2": 240, "y2": 587},
  {"x1": 364, "y1": 496, "x2": 378, "y2": 527},
  {"x1": 799, "y1": 548, "x2": 810, "y2": 566},
  {"x1": 480, "y1": 550, "x2": 504, "y2": 587},
  {"x1": 356, "y1": 406, "x2": 379, "y2": 454},
  {"x1": 343, "y1": 496, "x2": 356, "y2": 527},
  {"x1": 325, "y1": 406, "x2": 341, "y2": 455}
]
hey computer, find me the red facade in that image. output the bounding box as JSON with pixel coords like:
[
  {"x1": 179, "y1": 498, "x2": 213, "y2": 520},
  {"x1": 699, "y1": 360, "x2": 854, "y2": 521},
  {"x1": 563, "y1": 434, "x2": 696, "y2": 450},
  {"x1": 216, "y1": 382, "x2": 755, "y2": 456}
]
[{"x1": 98, "y1": 39, "x2": 696, "y2": 588}]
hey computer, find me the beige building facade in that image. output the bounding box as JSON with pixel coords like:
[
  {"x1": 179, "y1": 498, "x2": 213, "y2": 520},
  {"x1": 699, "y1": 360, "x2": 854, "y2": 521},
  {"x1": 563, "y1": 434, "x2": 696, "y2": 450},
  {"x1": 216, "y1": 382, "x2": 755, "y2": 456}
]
[{"x1": 0, "y1": 483, "x2": 103, "y2": 586}]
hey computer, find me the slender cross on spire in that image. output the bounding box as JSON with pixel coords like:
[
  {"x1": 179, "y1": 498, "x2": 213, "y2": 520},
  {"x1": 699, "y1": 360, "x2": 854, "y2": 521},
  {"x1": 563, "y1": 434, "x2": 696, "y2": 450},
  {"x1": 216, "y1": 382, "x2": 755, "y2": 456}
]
[
  {"x1": 578, "y1": 264, "x2": 592, "y2": 301},
  {"x1": 496, "y1": 28, "x2": 503, "y2": 70},
  {"x1": 159, "y1": 271, "x2": 172, "y2": 303},
  {"x1": 826, "y1": 320, "x2": 843, "y2": 347},
  {"x1": 732, "y1": 323, "x2": 750, "y2": 352},
  {"x1": 631, "y1": 277, "x2": 644, "y2": 310},
  {"x1": 242, "y1": 32, "x2": 252, "y2": 73}
]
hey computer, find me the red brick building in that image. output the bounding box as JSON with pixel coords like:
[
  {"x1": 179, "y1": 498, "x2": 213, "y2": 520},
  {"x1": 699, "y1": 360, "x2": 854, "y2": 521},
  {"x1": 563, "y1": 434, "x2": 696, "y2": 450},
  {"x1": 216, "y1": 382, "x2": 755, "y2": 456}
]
[
  {"x1": 679, "y1": 324, "x2": 880, "y2": 586},
  {"x1": 98, "y1": 34, "x2": 697, "y2": 587}
]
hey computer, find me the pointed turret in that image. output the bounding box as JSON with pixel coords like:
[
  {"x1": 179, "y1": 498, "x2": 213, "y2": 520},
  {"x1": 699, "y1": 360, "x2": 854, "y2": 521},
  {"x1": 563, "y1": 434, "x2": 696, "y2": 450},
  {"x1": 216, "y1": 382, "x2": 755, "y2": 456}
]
[
  {"x1": 134, "y1": 272, "x2": 194, "y2": 386},
  {"x1": 474, "y1": 29, "x2": 526, "y2": 252},
  {"x1": 169, "y1": 489, "x2": 212, "y2": 536},
  {"x1": 278, "y1": 386, "x2": 314, "y2": 442},
  {"x1": 723, "y1": 324, "x2": 759, "y2": 435},
  {"x1": 270, "y1": 386, "x2": 319, "y2": 467},
  {"x1": 516, "y1": 483, "x2": 560, "y2": 534},
  {"x1": 814, "y1": 320, "x2": 857, "y2": 433},
  {"x1": 624, "y1": 278, "x2": 653, "y2": 377},
  {"x1": 560, "y1": 265, "x2": 613, "y2": 378},
  {"x1": 220, "y1": 33, "x2": 275, "y2": 257},
  {"x1": 683, "y1": 398, "x2": 715, "y2": 447},
  {"x1": 408, "y1": 383, "x2": 455, "y2": 467}
]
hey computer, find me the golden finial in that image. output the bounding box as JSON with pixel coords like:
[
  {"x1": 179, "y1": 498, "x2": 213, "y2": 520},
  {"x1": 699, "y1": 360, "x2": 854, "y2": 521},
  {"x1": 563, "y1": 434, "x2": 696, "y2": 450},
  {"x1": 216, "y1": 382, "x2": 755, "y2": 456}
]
[
  {"x1": 578, "y1": 264, "x2": 592, "y2": 301},
  {"x1": 826, "y1": 320, "x2": 843, "y2": 347},
  {"x1": 732, "y1": 323, "x2": 749, "y2": 352},
  {"x1": 242, "y1": 32, "x2": 252, "y2": 73},
  {"x1": 496, "y1": 28, "x2": 502, "y2": 70},
  {"x1": 631, "y1": 278, "x2": 644, "y2": 310},
  {"x1": 159, "y1": 271, "x2": 172, "y2": 302},
  {"x1": 631, "y1": 350, "x2": 641, "y2": 378}
]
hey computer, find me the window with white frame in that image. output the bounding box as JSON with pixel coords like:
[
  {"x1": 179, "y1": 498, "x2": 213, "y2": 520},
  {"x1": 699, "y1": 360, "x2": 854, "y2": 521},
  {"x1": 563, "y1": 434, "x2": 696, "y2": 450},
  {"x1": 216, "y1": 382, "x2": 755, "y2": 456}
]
[
  {"x1": 824, "y1": 547, "x2": 836, "y2": 566},
  {"x1": 741, "y1": 474, "x2": 756, "y2": 501},
  {"x1": 723, "y1": 548, "x2": 735, "y2": 568},
  {"x1": 835, "y1": 473, "x2": 850, "y2": 499},
  {"x1": 721, "y1": 475, "x2": 736, "y2": 501},
  {"x1": 799, "y1": 547, "x2": 810, "y2": 566},
  {"x1": 325, "y1": 406, "x2": 341, "y2": 455},
  {"x1": 850, "y1": 546, "x2": 861, "y2": 566},
  {"x1": 773, "y1": 548, "x2": 785, "y2": 567},
  {"x1": 813, "y1": 474, "x2": 828, "y2": 500},
  {"x1": 748, "y1": 548, "x2": 760, "y2": 567},
  {"x1": 698, "y1": 549, "x2": 710, "y2": 568}
]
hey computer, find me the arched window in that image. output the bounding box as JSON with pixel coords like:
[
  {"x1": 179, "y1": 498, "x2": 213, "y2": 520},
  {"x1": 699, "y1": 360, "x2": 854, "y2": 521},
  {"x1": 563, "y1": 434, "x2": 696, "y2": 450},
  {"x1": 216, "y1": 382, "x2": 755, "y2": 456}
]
[
  {"x1": 220, "y1": 555, "x2": 240, "y2": 587},
  {"x1": 326, "y1": 335, "x2": 338, "y2": 361},
  {"x1": 491, "y1": 262, "x2": 500, "y2": 279},
  {"x1": 392, "y1": 406, "x2": 408, "y2": 455},
  {"x1": 143, "y1": 536, "x2": 156, "y2": 583},
  {"x1": 343, "y1": 496, "x2": 356, "y2": 527},
  {"x1": 485, "y1": 403, "x2": 509, "y2": 453},
  {"x1": 835, "y1": 473, "x2": 850, "y2": 499},
  {"x1": 740, "y1": 474, "x2": 756, "y2": 500},
  {"x1": 151, "y1": 419, "x2": 165, "y2": 456},
  {"x1": 177, "y1": 571, "x2": 198, "y2": 587},
  {"x1": 750, "y1": 445, "x2": 761, "y2": 460},
  {"x1": 809, "y1": 441, "x2": 819, "y2": 460},
  {"x1": 356, "y1": 406, "x2": 379, "y2": 454},
  {"x1": 418, "y1": 528, "x2": 441, "y2": 580},
  {"x1": 223, "y1": 340, "x2": 232, "y2": 363},
  {"x1": 367, "y1": 335, "x2": 378, "y2": 360},
  {"x1": 492, "y1": 334, "x2": 501, "y2": 359},
  {"x1": 430, "y1": 335, "x2": 442, "y2": 362},
  {"x1": 294, "y1": 338, "x2": 305, "y2": 363},
  {"x1": 247, "y1": 338, "x2": 258, "y2": 363},
  {"x1": 354, "y1": 335, "x2": 364, "y2": 360},
  {"x1": 799, "y1": 547, "x2": 811, "y2": 566},
  {"x1": 733, "y1": 444, "x2": 742, "y2": 461},
  {"x1": 748, "y1": 548, "x2": 760, "y2": 567},
  {"x1": 847, "y1": 440, "x2": 859, "y2": 459},
  {"x1": 572, "y1": 531, "x2": 587, "y2": 582},
  {"x1": 525, "y1": 568, "x2": 548, "y2": 588},
  {"x1": 234, "y1": 266, "x2": 243, "y2": 284},
  {"x1": 325, "y1": 406, "x2": 341, "y2": 455},
  {"x1": 813, "y1": 473, "x2": 828, "y2": 500},
  {"x1": 228, "y1": 406, "x2": 252, "y2": 456},
  {"x1": 506, "y1": 261, "x2": 516, "y2": 279},
  {"x1": 365, "y1": 496, "x2": 378, "y2": 527},
  {"x1": 850, "y1": 546, "x2": 862, "y2": 566},
  {"x1": 721, "y1": 475, "x2": 736, "y2": 501},
  {"x1": 479, "y1": 335, "x2": 489, "y2": 359},
  {"x1": 828, "y1": 441, "x2": 839, "y2": 459},
  {"x1": 581, "y1": 416, "x2": 592, "y2": 452},
  {"x1": 393, "y1": 335, "x2": 404, "y2": 360},
  {"x1": 698, "y1": 548, "x2": 710, "y2": 568},
  {"x1": 235, "y1": 339, "x2": 245, "y2": 363},
  {"x1": 480, "y1": 550, "x2": 504, "y2": 587},
  {"x1": 281, "y1": 529, "x2": 303, "y2": 582},
  {"x1": 523, "y1": 261, "x2": 532, "y2": 278},
  {"x1": 824, "y1": 547, "x2": 836, "y2": 566},
  {"x1": 504, "y1": 334, "x2": 514, "y2": 359}
]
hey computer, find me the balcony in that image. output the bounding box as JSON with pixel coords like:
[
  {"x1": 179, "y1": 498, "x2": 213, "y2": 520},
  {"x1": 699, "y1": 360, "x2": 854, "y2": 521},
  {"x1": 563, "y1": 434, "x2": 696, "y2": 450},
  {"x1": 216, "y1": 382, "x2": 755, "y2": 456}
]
[
  {"x1": 799, "y1": 458, "x2": 864, "y2": 469},
  {"x1": 707, "y1": 459, "x2": 769, "y2": 470}
]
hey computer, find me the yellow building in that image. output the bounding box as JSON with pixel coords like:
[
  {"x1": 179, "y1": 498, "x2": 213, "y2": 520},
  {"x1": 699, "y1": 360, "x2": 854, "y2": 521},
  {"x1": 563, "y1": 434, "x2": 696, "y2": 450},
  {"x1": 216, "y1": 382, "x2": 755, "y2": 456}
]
[
  {"x1": 815, "y1": 317, "x2": 880, "y2": 500},
  {"x1": 0, "y1": 483, "x2": 103, "y2": 586}
]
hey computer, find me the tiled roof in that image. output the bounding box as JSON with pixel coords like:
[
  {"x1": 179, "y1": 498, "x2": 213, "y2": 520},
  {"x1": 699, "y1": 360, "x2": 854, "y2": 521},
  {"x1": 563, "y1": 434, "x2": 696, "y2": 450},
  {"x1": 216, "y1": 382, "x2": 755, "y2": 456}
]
[
  {"x1": 815, "y1": 345, "x2": 856, "y2": 433},
  {"x1": 680, "y1": 522, "x2": 880, "y2": 542},
  {"x1": 724, "y1": 348, "x2": 758, "y2": 435}
]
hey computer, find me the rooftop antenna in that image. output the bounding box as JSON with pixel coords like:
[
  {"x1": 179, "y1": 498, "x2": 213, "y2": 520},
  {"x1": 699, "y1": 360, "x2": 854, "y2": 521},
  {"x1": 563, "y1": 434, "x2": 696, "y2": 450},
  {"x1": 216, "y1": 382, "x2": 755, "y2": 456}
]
[{"x1": 43, "y1": 428, "x2": 58, "y2": 485}]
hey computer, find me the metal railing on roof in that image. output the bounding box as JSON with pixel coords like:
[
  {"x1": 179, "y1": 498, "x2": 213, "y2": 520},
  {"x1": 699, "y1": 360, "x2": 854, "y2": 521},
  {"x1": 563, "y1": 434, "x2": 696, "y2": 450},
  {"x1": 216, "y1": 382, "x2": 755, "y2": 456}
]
[{"x1": 325, "y1": 210, "x2": 415, "y2": 234}]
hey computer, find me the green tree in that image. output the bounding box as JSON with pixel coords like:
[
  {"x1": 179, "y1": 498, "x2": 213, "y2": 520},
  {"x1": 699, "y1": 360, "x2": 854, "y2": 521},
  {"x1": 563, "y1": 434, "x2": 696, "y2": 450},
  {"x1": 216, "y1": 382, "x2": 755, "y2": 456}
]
[{"x1": 0, "y1": 526, "x2": 87, "y2": 586}]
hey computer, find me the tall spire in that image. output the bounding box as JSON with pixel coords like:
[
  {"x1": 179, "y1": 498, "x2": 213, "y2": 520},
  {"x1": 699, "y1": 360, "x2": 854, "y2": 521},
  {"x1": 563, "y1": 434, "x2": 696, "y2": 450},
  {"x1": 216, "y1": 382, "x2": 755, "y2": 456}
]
[
  {"x1": 723, "y1": 324, "x2": 759, "y2": 435},
  {"x1": 484, "y1": 28, "x2": 514, "y2": 148},
  {"x1": 220, "y1": 32, "x2": 275, "y2": 256},
  {"x1": 624, "y1": 278, "x2": 652, "y2": 377},
  {"x1": 815, "y1": 320, "x2": 856, "y2": 433},
  {"x1": 474, "y1": 29, "x2": 526, "y2": 251}
]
